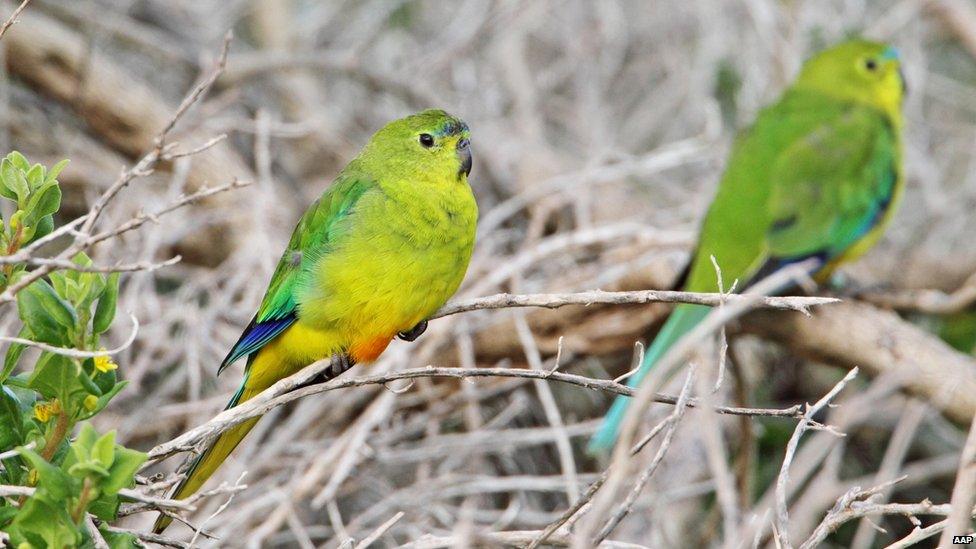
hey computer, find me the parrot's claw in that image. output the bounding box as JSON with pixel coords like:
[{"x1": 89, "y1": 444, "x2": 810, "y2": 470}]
[
  {"x1": 293, "y1": 354, "x2": 356, "y2": 391},
  {"x1": 397, "y1": 320, "x2": 428, "y2": 342}
]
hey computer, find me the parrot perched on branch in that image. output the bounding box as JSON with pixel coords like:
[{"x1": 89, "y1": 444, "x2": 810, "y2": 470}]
[
  {"x1": 590, "y1": 40, "x2": 907, "y2": 452},
  {"x1": 154, "y1": 109, "x2": 477, "y2": 532}
]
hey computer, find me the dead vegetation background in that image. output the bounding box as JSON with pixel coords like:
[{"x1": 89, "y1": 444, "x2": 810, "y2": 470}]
[{"x1": 2, "y1": 0, "x2": 976, "y2": 547}]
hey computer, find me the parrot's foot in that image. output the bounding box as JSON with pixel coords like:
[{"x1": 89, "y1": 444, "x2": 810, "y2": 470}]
[
  {"x1": 293, "y1": 354, "x2": 356, "y2": 391},
  {"x1": 397, "y1": 320, "x2": 428, "y2": 342}
]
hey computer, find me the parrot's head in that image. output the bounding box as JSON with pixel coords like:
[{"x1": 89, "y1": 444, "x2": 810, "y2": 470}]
[
  {"x1": 795, "y1": 40, "x2": 906, "y2": 121},
  {"x1": 361, "y1": 109, "x2": 473, "y2": 185}
]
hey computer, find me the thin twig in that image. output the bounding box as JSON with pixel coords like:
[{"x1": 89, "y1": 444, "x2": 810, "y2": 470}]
[
  {"x1": 939, "y1": 406, "x2": 976, "y2": 546},
  {"x1": 0, "y1": 0, "x2": 31, "y2": 41},
  {"x1": 20, "y1": 255, "x2": 181, "y2": 274},
  {"x1": 0, "y1": 32, "x2": 236, "y2": 305},
  {"x1": 431, "y1": 289, "x2": 838, "y2": 319},
  {"x1": 798, "y1": 477, "x2": 970, "y2": 549},
  {"x1": 103, "y1": 526, "x2": 190, "y2": 548},
  {"x1": 85, "y1": 514, "x2": 110, "y2": 549},
  {"x1": 144, "y1": 365, "x2": 806, "y2": 465},
  {"x1": 577, "y1": 260, "x2": 820, "y2": 545},
  {"x1": 775, "y1": 368, "x2": 860, "y2": 549},
  {"x1": 188, "y1": 472, "x2": 246, "y2": 547},
  {"x1": 593, "y1": 367, "x2": 696, "y2": 543},
  {"x1": 0, "y1": 313, "x2": 139, "y2": 358},
  {"x1": 354, "y1": 511, "x2": 404, "y2": 549}
]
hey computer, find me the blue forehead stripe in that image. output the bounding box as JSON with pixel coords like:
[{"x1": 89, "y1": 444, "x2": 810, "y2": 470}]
[
  {"x1": 435, "y1": 119, "x2": 469, "y2": 137},
  {"x1": 881, "y1": 46, "x2": 900, "y2": 61}
]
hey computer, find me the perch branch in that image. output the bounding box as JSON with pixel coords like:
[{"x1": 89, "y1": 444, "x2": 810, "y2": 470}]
[
  {"x1": 144, "y1": 364, "x2": 805, "y2": 465},
  {"x1": 430, "y1": 290, "x2": 837, "y2": 319},
  {"x1": 739, "y1": 301, "x2": 976, "y2": 423}
]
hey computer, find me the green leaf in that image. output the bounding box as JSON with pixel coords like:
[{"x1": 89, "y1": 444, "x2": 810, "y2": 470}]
[
  {"x1": 62, "y1": 423, "x2": 92, "y2": 478},
  {"x1": 92, "y1": 367, "x2": 117, "y2": 395},
  {"x1": 89, "y1": 492, "x2": 120, "y2": 522},
  {"x1": 64, "y1": 277, "x2": 83, "y2": 304},
  {"x1": 101, "y1": 444, "x2": 146, "y2": 495},
  {"x1": 0, "y1": 384, "x2": 25, "y2": 449},
  {"x1": 0, "y1": 505, "x2": 18, "y2": 525},
  {"x1": 0, "y1": 157, "x2": 18, "y2": 201},
  {"x1": 8, "y1": 151, "x2": 29, "y2": 172},
  {"x1": 1, "y1": 326, "x2": 29, "y2": 383},
  {"x1": 25, "y1": 182, "x2": 62, "y2": 221},
  {"x1": 78, "y1": 368, "x2": 102, "y2": 397},
  {"x1": 12, "y1": 171, "x2": 30, "y2": 205},
  {"x1": 18, "y1": 279, "x2": 78, "y2": 344},
  {"x1": 99, "y1": 526, "x2": 140, "y2": 549},
  {"x1": 79, "y1": 380, "x2": 126, "y2": 420},
  {"x1": 93, "y1": 273, "x2": 119, "y2": 334},
  {"x1": 8, "y1": 209, "x2": 24, "y2": 234},
  {"x1": 45, "y1": 159, "x2": 69, "y2": 186},
  {"x1": 49, "y1": 271, "x2": 67, "y2": 296},
  {"x1": 92, "y1": 430, "x2": 116, "y2": 470},
  {"x1": 24, "y1": 164, "x2": 44, "y2": 190},
  {"x1": 19, "y1": 446, "x2": 75, "y2": 502},
  {"x1": 28, "y1": 214, "x2": 54, "y2": 244},
  {"x1": 7, "y1": 495, "x2": 81, "y2": 548},
  {"x1": 66, "y1": 424, "x2": 111, "y2": 479},
  {"x1": 68, "y1": 423, "x2": 98, "y2": 464},
  {"x1": 72, "y1": 252, "x2": 93, "y2": 269},
  {"x1": 75, "y1": 274, "x2": 104, "y2": 317},
  {"x1": 27, "y1": 354, "x2": 85, "y2": 405}
]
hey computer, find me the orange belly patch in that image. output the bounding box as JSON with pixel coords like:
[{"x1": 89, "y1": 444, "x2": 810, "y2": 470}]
[{"x1": 349, "y1": 334, "x2": 394, "y2": 363}]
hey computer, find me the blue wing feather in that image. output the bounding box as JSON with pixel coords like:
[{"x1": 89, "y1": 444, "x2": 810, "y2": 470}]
[{"x1": 217, "y1": 314, "x2": 296, "y2": 375}]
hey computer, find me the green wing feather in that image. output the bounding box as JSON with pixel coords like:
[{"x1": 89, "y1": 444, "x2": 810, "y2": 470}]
[
  {"x1": 764, "y1": 106, "x2": 898, "y2": 263},
  {"x1": 218, "y1": 172, "x2": 375, "y2": 373},
  {"x1": 685, "y1": 93, "x2": 898, "y2": 292}
]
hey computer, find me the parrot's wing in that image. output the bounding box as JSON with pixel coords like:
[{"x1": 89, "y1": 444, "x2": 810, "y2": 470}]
[
  {"x1": 756, "y1": 106, "x2": 898, "y2": 277},
  {"x1": 218, "y1": 173, "x2": 375, "y2": 374}
]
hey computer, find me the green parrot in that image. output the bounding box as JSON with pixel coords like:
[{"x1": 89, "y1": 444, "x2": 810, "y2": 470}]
[
  {"x1": 154, "y1": 109, "x2": 477, "y2": 532},
  {"x1": 590, "y1": 40, "x2": 907, "y2": 452}
]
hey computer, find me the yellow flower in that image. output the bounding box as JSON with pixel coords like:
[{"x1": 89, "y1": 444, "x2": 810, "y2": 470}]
[
  {"x1": 26, "y1": 469, "x2": 38, "y2": 486},
  {"x1": 83, "y1": 394, "x2": 99, "y2": 411},
  {"x1": 93, "y1": 351, "x2": 117, "y2": 373},
  {"x1": 33, "y1": 400, "x2": 61, "y2": 423}
]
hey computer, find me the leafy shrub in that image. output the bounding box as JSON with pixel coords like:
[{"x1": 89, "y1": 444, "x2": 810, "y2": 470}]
[{"x1": 0, "y1": 152, "x2": 145, "y2": 548}]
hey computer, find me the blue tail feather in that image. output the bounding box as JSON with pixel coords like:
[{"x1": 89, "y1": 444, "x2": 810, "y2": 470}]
[{"x1": 588, "y1": 304, "x2": 710, "y2": 453}]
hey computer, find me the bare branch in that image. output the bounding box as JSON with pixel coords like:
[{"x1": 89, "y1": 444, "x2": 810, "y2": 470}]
[
  {"x1": 594, "y1": 367, "x2": 696, "y2": 543},
  {"x1": 430, "y1": 290, "x2": 839, "y2": 319},
  {"x1": 776, "y1": 368, "x2": 860, "y2": 549},
  {"x1": 939, "y1": 407, "x2": 976, "y2": 546},
  {"x1": 0, "y1": 0, "x2": 30, "y2": 41},
  {"x1": 0, "y1": 313, "x2": 139, "y2": 359},
  {"x1": 800, "y1": 477, "x2": 975, "y2": 549},
  {"x1": 740, "y1": 301, "x2": 976, "y2": 423},
  {"x1": 144, "y1": 364, "x2": 805, "y2": 466},
  {"x1": 353, "y1": 511, "x2": 404, "y2": 549}
]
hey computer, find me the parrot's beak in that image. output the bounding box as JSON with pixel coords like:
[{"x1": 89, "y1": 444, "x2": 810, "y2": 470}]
[{"x1": 457, "y1": 138, "x2": 472, "y2": 178}]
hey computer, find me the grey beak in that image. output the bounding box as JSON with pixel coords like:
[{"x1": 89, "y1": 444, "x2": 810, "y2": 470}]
[{"x1": 457, "y1": 138, "x2": 472, "y2": 178}]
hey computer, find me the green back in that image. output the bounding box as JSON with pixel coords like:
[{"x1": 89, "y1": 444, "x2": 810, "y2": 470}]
[{"x1": 685, "y1": 90, "x2": 898, "y2": 292}]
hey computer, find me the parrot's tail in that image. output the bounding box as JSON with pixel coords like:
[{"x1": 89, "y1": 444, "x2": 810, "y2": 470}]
[
  {"x1": 588, "y1": 303, "x2": 710, "y2": 453},
  {"x1": 152, "y1": 381, "x2": 261, "y2": 533}
]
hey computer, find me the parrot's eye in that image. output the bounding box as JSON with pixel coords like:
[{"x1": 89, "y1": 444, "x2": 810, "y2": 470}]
[
  {"x1": 864, "y1": 58, "x2": 878, "y2": 71},
  {"x1": 419, "y1": 133, "x2": 435, "y2": 148}
]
